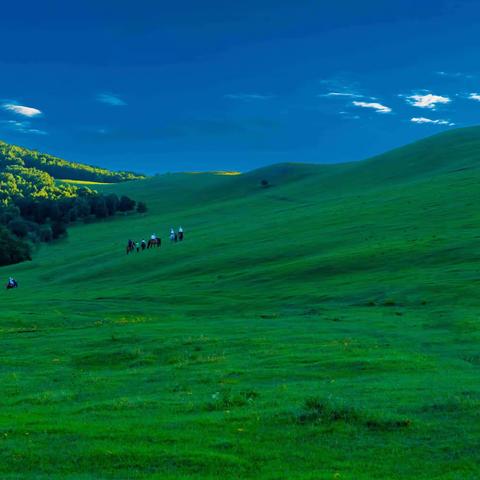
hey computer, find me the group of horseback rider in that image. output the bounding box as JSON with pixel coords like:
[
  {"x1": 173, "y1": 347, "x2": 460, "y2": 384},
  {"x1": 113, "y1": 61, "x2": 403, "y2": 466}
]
[
  {"x1": 126, "y1": 226, "x2": 184, "y2": 254},
  {"x1": 7, "y1": 227, "x2": 186, "y2": 288}
]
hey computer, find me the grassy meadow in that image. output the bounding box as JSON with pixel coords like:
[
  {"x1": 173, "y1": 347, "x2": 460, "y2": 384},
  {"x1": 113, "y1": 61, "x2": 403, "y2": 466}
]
[{"x1": 2, "y1": 128, "x2": 480, "y2": 478}]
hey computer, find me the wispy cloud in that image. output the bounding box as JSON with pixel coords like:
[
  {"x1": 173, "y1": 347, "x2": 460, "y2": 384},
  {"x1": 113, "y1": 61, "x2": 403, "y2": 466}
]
[
  {"x1": 352, "y1": 101, "x2": 392, "y2": 113},
  {"x1": 406, "y1": 93, "x2": 451, "y2": 109},
  {"x1": 1, "y1": 120, "x2": 47, "y2": 135},
  {"x1": 96, "y1": 93, "x2": 127, "y2": 106},
  {"x1": 224, "y1": 93, "x2": 273, "y2": 101},
  {"x1": 411, "y1": 117, "x2": 454, "y2": 126},
  {"x1": 339, "y1": 111, "x2": 361, "y2": 120},
  {"x1": 2, "y1": 103, "x2": 42, "y2": 117},
  {"x1": 320, "y1": 92, "x2": 364, "y2": 98},
  {"x1": 436, "y1": 71, "x2": 474, "y2": 79},
  {"x1": 468, "y1": 92, "x2": 480, "y2": 101}
]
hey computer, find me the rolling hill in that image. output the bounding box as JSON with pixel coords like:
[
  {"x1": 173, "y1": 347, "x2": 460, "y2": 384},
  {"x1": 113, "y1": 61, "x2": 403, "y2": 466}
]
[{"x1": 2, "y1": 127, "x2": 480, "y2": 478}]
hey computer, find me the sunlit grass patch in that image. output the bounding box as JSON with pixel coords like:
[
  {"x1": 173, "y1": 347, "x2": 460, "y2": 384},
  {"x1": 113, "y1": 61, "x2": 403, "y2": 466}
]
[
  {"x1": 58, "y1": 179, "x2": 113, "y2": 185},
  {"x1": 114, "y1": 315, "x2": 148, "y2": 325}
]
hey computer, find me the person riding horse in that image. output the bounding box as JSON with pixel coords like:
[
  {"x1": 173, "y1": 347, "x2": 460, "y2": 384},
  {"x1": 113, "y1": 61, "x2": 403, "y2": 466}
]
[
  {"x1": 147, "y1": 233, "x2": 161, "y2": 248},
  {"x1": 126, "y1": 239, "x2": 135, "y2": 255},
  {"x1": 6, "y1": 277, "x2": 18, "y2": 289},
  {"x1": 178, "y1": 226, "x2": 184, "y2": 241}
]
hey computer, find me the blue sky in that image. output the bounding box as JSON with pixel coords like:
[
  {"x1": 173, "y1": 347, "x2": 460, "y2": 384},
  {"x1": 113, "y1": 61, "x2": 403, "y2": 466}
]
[{"x1": 1, "y1": 0, "x2": 480, "y2": 174}]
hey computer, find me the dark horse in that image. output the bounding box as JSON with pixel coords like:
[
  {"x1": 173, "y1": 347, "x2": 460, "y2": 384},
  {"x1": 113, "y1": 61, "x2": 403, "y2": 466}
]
[
  {"x1": 126, "y1": 241, "x2": 136, "y2": 255},
  {"x1": 6, "y1": 280, "x2": 18, "y2": 290},
  {"x1": 147, "y1": 238, "x2": 161, "y2": 249}
]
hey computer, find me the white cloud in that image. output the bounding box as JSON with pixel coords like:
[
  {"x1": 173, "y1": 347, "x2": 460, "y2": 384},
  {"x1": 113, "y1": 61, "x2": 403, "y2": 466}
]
[
  {"x1": 1, "y1": 120, "x2": 47, "y2": 135},
  {"x1": 410, "y1": 117, "x2": 454, "y2": 126},
  {"x1": 468, "y1": 92, "x2": 480, "y2": 101},
  {"x1": 406, "y1": 93, "x2": 451, "y2": 109},
  {"x1": 321, "y1": 92, "x2": 363, "y2": 98},
  {"x1": 224, "y1": 93, "x2": 273, "y2": 100},
  {"x1": 96, "y1": 93, "x2": 127, "y2": 106},
  {"x1": 352, "y1": 101, "x2": 392, "y2": 113},
  {"x1": 2, "y1": 104, "x2": 42, "y2": 117}
]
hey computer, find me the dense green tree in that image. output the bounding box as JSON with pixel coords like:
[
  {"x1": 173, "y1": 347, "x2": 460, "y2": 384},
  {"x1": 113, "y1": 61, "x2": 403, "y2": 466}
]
[
  {"x1": 93, "y1": 197, "x2": 109, "y2": 219},
  {"x1": 0, "y1": 140, "x2": 144, "y2": 183},
  {"x1": 105, "y1": 194, "x2": 120, "y2": 216},
  {"x1": 7, "y1": 218, "x2": 30, "y2": 238},
  {"x1": 51, "y1": 221, "x2": 67, "y2": 239},
  {"x1": 0, "y1": 226, "x2": 31, "y2": 265},
  {"x1": 119, "y1": 195, "x2": 136, "y2": 212}
]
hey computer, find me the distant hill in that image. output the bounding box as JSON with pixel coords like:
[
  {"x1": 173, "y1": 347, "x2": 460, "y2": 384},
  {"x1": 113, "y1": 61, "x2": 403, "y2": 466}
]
[
  {"x1": 208, "y1": 125, "x2": 480, "y2": 200},
  {"x1": 0, "y1": 140, "x2": 144, "y2": 183}
]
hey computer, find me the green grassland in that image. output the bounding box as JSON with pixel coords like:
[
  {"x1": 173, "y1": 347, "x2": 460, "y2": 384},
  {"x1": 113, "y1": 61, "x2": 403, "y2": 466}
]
[{"x1": 2, "y1": 127, "x2": 480, "y2": 478}]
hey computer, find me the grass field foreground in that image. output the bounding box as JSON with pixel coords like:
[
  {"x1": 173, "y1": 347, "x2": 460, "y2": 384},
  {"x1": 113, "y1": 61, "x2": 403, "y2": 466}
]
[{"x1": 2, "y1": 128, "x2": 480, "y2": 478}]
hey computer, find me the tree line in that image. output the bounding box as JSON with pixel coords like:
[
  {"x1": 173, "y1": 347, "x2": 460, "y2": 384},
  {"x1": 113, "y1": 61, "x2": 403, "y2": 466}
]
[
  {"x1": 0, "y1": 189, "x2": 146, "y2": 266},
  {"x1": 0, "y1": 141, "x2": 147, "y2": 267}
]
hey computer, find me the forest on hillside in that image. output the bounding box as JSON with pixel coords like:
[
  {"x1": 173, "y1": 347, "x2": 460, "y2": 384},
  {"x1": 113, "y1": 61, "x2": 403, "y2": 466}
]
[
  {"x1": 0, "y1": 141, "x2": 144, "y2": 182},
  {"x1": 0, "y1": 141, "x2": 146, "y2": 267}
]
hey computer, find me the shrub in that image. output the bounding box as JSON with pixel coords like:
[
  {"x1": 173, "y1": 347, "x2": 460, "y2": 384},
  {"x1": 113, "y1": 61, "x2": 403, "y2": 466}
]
[
  {"x1": 51, "y1": 221, "x2": 67, "y2": 239},
  {"x1": 39, "y1": 225, "x2": 53, "y2": 242},
  {"x1": 137, "y1": 201, "x2": 147, "y2": 213}
]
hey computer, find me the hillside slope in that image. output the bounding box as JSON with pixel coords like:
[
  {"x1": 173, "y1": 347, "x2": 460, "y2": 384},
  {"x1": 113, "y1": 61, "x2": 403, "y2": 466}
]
[{"x1": 2, "y1": 127, "x2": 480, "y2": 478}]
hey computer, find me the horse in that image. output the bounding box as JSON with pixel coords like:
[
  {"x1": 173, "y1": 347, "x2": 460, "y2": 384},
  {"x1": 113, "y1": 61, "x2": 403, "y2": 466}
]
[
  {"x1": 126, "y1": 242, "x2": 136, "y2": 255},
  {"x1": 147, "y1": 237, "x2": 161, "y2": 249},
  {"x1": 178, "y1": 231, "x2": 184, "y2": 241},
  {"x1": 6, "y1": 281, "x2": 18, "y2": 290}
]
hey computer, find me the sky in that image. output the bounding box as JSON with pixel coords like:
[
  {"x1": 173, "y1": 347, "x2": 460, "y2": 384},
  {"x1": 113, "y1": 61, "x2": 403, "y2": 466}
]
[{"x1": 2, "y1": 0, "x2": 480, "y2": 174}]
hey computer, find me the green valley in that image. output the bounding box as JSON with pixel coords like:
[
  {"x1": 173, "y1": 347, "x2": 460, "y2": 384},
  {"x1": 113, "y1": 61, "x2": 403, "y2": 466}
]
[{"x1": 2, "y1": 127, "x2": 480, "y2": 479}]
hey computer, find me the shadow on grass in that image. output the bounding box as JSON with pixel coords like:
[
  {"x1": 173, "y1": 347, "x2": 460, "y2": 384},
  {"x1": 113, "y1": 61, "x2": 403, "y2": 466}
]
[{"x1": 295, "y1": 397, "x2": 412, "y2": 431}]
